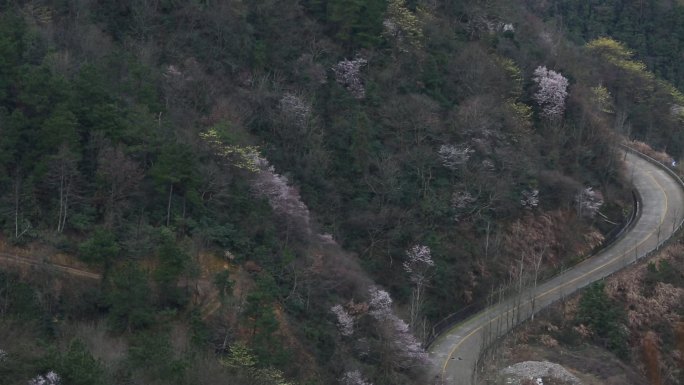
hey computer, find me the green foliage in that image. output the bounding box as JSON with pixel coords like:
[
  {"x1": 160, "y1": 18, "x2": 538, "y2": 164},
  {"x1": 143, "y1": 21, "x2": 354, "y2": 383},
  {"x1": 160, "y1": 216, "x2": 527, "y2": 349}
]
[
  {"x1": 154, "y1": 232, "x2": 191, "y2": 308},
  {"x1": 577, "y1": 282, "x2": 628, "y2": 358},
  {"x1": 221, "y1": 343, "x2": 294, "y2": 385},
  {"x1": 213, "y1": 270, "x2": 234, "y2": 298},
  {"x1": 0, "y1": 271, "x2": 41, "y2": 321},
  {"x1": 0, "y1": 1, "x2": 655, "y2": 384},
  {"x1": 385, "y1": 0, "x2": 424, "y2": 49},
  {"x1": 200, "y1": 127, "x2": 262, "y2": 172},
  {"x1": 323, "y1": 0, "x2": 387, "y2": 48},
  {"x1": 546, "y1": 1, "x2": 684, "y2": 91},
  {"x1": 105, "y1": 264, "x2": 154, "y2": 332},
  {"x1": 591, "y1": 85, "x2": 614, "y2": 114},
  {"x1": 79, "y1": 229, "x2": 121, "y2": 266},
  {"x1": 128, "y1": 330, "x2": 188, "y2": 383},
  {"x1": 49, "y1": 339, "x2": 107, "y2": 385}
]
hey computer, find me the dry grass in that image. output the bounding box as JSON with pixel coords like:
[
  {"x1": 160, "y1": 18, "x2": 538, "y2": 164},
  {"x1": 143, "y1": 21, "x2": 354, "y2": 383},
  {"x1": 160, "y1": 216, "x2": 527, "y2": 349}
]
[
  {"x1": 58, "y1": 320, "x2": 128, "y2": 368},
  {"x1": 629, "y1": 140, "x2": 675, "y2": 166}
]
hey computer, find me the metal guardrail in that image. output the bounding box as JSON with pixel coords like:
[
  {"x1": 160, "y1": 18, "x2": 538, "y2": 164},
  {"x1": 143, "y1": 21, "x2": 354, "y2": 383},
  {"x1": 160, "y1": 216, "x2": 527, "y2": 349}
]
[
  {"x1": 425, "y1": 144, "x2": 680, "y2": 349},
  {"x1": 470, "y1": 144, "x2": 684, "y2": 379},
  {"x1": 619, "y1": 143, "x2": 684, "y2": 250}
]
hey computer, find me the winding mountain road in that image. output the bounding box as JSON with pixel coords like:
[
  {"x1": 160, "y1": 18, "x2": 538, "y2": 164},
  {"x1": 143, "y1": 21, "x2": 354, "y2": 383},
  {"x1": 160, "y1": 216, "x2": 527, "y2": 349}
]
[{"x1": 429, "y1": 149, "x2": 684, "y2": 385}]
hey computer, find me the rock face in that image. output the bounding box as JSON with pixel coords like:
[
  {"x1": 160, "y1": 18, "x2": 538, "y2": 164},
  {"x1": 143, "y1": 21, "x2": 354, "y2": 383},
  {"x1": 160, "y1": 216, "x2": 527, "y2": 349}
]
[{"x1": 501, "y1": 361, "x2": 583, "y2": 385}]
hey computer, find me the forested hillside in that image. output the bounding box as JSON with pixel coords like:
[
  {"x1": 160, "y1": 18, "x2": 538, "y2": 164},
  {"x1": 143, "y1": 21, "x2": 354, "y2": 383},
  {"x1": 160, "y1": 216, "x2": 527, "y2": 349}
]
[
  {"x1": 533, "y1": 0, "x2": 684, "y2": 154},
  {"x1": 0, "y1": 1, "x2": 681, "y2": 384},
  {"x1": 535, "y1": 0, "x2": 684, "y2": 91}
]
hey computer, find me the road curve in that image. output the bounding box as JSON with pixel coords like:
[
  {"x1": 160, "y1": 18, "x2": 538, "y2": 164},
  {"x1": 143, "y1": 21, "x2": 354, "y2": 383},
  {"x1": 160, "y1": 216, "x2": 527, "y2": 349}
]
[{"x1": 429, "y1": 149, "x2": 684, "y2": 385}]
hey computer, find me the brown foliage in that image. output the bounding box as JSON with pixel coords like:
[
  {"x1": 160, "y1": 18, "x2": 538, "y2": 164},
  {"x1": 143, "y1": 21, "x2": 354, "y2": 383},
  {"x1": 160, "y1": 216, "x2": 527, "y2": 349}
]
[
  {"x1": 243, "y1": 261, "x2": 262, "y2": 273},
  {"x1": 345, "y1": 299, "x2": 369, "y2": 316},
  {"x1": 629, "y1": 140, "x2": 675, "y2": 166},
  {"x1": 642, "y1": 331, "x2": 662, "y2": 385},
  {"x1": 504, "y1": 211, "x2": 598, "y2": 272},
  {"x1": 605, "y1": 263, "x2": 684, "y2": 329},
  {"x1": 676, "y1": 322, "x2": 684, "y2": 368}
]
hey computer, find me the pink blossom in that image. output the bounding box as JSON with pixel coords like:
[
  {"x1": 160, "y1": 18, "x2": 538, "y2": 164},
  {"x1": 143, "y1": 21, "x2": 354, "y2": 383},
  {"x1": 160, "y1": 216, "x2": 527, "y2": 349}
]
[
  {"x1": 368, "y1": 287, "x2": 393, "y2": 320},
  {"x1": 403, "y1": 245, "x2": 434, "y2": 285},
  {"x1": 280, "y1": 93, "x2": 312, "y2": 127},
  {"x1": 366, "y1": 287, "x2": 429, "y2": 367},
  {"x1": 340, "y1": 370, "x2": 372, "y2": 385},
  {"x1": 28, "y1": 372, "x2": 61, "y2": 385},
  {"x1": 533, "y1": 66, "x2": 569, "y2": 120},
  {"x1": 575, "y1": 186, "x2": 603, "y2": 218},
  {"x1": 332, "y1": 58, "x2": 368, "y2": 99},
  {"x1": 250, "y1": 155, "x2": 311, "y2": 234},
  {"x1": 438, "y1": 144, "x2": 474, "y2": 170},
  {"x1": 521, "y1": 189, "x2": 540, "y2": 209},
  {"x1": 331, "y1": 304, "x2": 354, "y2": 337}
]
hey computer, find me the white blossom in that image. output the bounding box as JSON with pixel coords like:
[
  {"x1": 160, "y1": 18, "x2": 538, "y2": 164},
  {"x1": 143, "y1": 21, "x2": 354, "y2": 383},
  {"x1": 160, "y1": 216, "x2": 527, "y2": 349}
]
[
  {"x1": 533, "y1": 66, "x2": 569, "y2": 120},
  {"x1": 340, "y1": 370, "x2": 372, "y2": 385},
  {"x1": 366, "y1": 287, "x2": 429, "y2": 367},
  {"x1": 452, "y1": 191, "x2": 476, "y2": 222},
  {"x1": 482, "y1": 159, "x2": 495, "y2": 171},
  {"x1": 0, "y1": 349, "x2": 6, "y2": 362},
  {"x1": 383, "y1": 19, "x2": 399, "y2": 38},
  {"x1": 332, "y1": 58, "x2": 368, "y2": 99},
  {"x1": 368, "y1": 287, "x2": 393, "y2": 320},
  {"x1": 403, "y1": 245, "x2": 434, "y2": 285},
  {"x1": 389, "y1": 315, "x2": 429, "y2": 365},
  {"x1": 28, "y1": 372, "x2": 61, "y2": 385},
  {"x1": 452, "y1": 191, "x2": 476, "y2": 210},
  {"x1": 521, "y1": 189, "x2": 540, "y2": 209},
  {"x1": 280, "y1": 93, "x2": 311, "y2": 128},
  {"x1": 438, "y1": 144, "x2": 473, "y2": 170},
  {"x1": 502, "y1": 23, "x2": 515, "y2": 32},
  {"x1": 575, "y1": 186, "x2": 604, "y2": 218},
  {"x1": 367, "y1": 287, "x2": 429, "y2": 365},
  {"x1": 250, "y1": 155, "x2": 311, "y2": 234},
  {"x1": 331, "y1": 304, "x2": 354, "y2": 337}
]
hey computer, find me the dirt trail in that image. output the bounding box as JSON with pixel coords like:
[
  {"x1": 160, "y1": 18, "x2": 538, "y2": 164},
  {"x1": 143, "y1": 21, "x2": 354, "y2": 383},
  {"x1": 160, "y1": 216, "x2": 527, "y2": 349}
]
[{"x1": 0, "y1": 251, "x2": 101, "y2": 280}]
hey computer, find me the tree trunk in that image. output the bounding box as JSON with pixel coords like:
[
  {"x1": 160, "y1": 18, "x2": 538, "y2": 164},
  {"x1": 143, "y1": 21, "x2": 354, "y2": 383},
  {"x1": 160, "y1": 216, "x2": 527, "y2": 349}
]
[
  {"x1": 13, "y1": 174, "x2": 20, "y2": 239},
  {"x1": 166, "y1": 183, "x2": 174, "y2": 227}
]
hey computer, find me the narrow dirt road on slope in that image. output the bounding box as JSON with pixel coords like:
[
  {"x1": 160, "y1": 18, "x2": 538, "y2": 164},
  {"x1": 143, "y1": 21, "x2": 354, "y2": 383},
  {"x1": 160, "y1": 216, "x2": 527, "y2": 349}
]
[
  {"x1": 0, "y1": 251, "x2": 101, "y2": 280},
  {"x1": 429, "y1": 149, "x2": 684, "y2": 385}
]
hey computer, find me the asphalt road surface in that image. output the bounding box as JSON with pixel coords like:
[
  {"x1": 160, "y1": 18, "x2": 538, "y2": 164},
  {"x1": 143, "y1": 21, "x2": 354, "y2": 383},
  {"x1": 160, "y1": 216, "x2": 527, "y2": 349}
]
[{"x1": 429, "y1": 149, "x2": 684, "y2": 385}]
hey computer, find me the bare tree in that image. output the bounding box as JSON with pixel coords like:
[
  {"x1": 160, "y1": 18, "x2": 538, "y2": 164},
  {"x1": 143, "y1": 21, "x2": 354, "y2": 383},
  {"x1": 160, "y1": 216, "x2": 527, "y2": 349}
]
[
  {"x1": 9, "y1": 170, "x2": 31, "y2": 240},
  {"x1": 97, "y1": 145, "x2": 144, "y2": 228},
  {"x1": 46, "y1": 144, "x2": 79, "y2": 233},
  {"x1": 403, "y1": 245, "x2": 434, "y2": 333}
]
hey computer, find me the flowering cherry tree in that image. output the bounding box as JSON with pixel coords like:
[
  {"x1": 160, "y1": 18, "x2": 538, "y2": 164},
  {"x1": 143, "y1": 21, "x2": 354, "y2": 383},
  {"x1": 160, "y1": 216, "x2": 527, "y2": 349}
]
[
  {"x1": 404, "y1": 245, "x2": 434, "y2": 332},
  {"x1": 331, "y1": 304, "x2": 354, "y2": 337},
  {"x1": 438, "y1": 144, "x2": 473, "y2": 170},
  {"x1": 367, "y1": 287, "x2": 428, "y2": 367},
  {"x1": 332, "y1": 58, "x2": 368, "y2": 99},
  {"x1": 251, "y1": 155, "x2": 311, "y2": 236},
  {"x1": 404, "y1": 245, "x2": 434, "y2": 285},
  {"x1": 340, "y1": 370, "x2": 373, "y2": 385},
  {"x1": 28, "y1": 372, "x2": 61, "y2": 385},
  {"x1": 368, "y1": 287, "x2": 393, "y2": 320},
  {"x1": 575, "y1": 186, "x2": 604, "y2": 218},
  {"x1": 279, "y1": 93, "x2": 312, "y2": 128},
  {"x1": 452, "y1": 190, "x2": 476, "y2": 222},
  {"x1": 521, "y1": 189, "x2": 540, "y2": 209},
  {"x1": 532, "y1": 66, "x2": 569, "y2": 120},
  {"x1": 200, "y1": 129, "x2": 312, "y2": 236}
]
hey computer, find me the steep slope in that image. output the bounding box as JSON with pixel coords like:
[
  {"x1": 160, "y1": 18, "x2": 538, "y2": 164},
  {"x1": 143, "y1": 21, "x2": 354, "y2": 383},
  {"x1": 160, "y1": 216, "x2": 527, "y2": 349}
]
[
  {"x1": 430, "y1": 148, "x2": 684, "y2": 383},
  {"x1": 1, "y1": 1, "x2": 682, "y2": 384}
]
